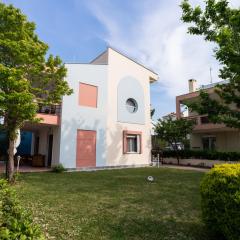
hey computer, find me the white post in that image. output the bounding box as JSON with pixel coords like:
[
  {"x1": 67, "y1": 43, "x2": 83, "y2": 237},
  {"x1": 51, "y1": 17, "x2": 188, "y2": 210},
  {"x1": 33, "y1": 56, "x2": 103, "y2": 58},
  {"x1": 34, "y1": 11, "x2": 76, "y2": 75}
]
[
  {"x1": 16, "y1": 155, "x2": 21, "y2": 173},
  {"x1": 157, "y1": 153, "x2": 160, "y2": 168},
  {"x1": 14, "y1": 129, "x2": 21, "y2": 173}
]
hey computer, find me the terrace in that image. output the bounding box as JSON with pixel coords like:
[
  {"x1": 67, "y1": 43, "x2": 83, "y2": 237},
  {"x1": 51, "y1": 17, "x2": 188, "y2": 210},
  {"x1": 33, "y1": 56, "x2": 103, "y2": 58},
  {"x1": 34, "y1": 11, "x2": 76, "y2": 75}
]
[
  {"x1": 184, "y1": 115, "x2": 230, "y2": 133},
  {"x1": 36, "y1": 104, "x2": 61, "y2": 126}
]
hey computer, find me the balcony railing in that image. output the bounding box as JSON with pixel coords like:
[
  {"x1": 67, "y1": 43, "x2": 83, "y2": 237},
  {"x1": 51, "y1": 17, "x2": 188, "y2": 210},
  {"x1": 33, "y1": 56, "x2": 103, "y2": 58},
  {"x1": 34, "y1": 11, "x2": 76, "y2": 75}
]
[
  {"x1": 37, "y1": 104, "x2": 61, "y2": 115},
  {"x1": 35, "y1": 104, "x2": 61, "y2": 125},
  {"x1": 184, "y1": 115, "x2": 210, "y2": 125},
  {"x1": 184, "y1": 115, "x2": 226, "y2": 131}
]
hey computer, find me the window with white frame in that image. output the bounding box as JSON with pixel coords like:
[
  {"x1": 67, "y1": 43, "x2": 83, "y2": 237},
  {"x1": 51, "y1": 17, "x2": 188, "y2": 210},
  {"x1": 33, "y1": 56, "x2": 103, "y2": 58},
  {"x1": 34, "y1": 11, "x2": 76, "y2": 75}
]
[{"x1": 126, "y1": 134, "x2": 141, "y2": 153}]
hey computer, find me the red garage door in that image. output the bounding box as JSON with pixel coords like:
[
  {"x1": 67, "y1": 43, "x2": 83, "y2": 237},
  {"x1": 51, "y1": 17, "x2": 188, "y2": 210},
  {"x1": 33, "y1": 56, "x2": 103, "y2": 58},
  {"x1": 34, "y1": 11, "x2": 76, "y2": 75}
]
[{"x1": 76, "y1": 130, "x2": 96, "y2": 168}]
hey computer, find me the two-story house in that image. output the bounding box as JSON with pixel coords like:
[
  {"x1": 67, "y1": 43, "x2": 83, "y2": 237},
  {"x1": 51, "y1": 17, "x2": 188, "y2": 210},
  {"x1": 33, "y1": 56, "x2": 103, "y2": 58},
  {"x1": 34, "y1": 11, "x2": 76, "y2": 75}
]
[
  {"x1": 19, "y1": 47, "x2": 158, "y2": 169},
  {"x1": 176, "y1": 79, "x2": 240, "y2": 151}
]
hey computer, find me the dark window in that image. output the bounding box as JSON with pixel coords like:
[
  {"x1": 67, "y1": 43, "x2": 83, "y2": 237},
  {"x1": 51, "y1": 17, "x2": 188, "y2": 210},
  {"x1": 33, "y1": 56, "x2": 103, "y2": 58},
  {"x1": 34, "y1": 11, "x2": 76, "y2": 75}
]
[
  {"x1": 34, "y1": 136, "x2": 39, "y2": 155},
  {"x1": 126, "y1": 98, "x2": 138, "y2": 113},
  {"x1": 202, "y1": 136, "x2": 216, "y2": 150},
  {"x1": 126, "y1": 135, "x2": 140, "y2": 153},
  {"x1": 201, "y1": 116, "x2": 210, "y2": 124}
]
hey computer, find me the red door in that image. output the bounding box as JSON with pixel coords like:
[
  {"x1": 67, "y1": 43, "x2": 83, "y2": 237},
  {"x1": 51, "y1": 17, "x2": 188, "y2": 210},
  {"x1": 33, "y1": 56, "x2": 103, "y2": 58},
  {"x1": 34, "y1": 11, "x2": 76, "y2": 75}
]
[{"x1": 76, "y1": 130, "x2": 96, "y2": 168}]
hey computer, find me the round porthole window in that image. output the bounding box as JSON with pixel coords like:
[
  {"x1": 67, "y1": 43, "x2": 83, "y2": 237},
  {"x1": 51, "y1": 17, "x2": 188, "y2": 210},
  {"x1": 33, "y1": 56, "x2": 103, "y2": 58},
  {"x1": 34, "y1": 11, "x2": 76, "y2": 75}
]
[{"x1": 126, "y1": 98, "x2": 138, "y2": 113}]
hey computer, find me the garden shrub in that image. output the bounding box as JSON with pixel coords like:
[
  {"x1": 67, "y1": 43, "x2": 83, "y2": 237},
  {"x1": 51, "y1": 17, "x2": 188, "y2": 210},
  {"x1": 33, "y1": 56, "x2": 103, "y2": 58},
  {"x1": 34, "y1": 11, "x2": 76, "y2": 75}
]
[
  {"x1": 0, "y1": 179, "x2": 45, "y2": 240},
  {"x1": 200, "y1": 164, "x2": 240, "y2": 240},
  {"x1": 161, "y1": 149, "x2": 240, "y2": 161},
  {"x1": 52, "y1": 163, "x2": 66, "y2": 173}
]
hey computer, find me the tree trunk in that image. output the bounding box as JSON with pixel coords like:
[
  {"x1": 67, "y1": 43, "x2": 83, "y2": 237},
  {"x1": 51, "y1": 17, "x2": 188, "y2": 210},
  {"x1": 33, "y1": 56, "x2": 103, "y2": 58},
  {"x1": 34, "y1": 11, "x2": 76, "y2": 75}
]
[
  {"x1": 7, "y1": 138, "x2": 15, "y2": 183},
  {"x1": 176, "y1": 149, "x2": 180, "y2": 165},
  {"x1": 177, "y1": 154, "x2": 180, "y2": 165},
  {"x1": 171, "y1": 142, "x2": 180, "y2": 165}
]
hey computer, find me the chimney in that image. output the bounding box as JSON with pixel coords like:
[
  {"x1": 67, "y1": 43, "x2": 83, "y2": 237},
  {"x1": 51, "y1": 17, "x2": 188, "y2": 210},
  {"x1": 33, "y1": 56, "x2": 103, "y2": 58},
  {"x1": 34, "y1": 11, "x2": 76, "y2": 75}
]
[{"x1": 188, "y1": 79, "x2": 197, "y2": 93}]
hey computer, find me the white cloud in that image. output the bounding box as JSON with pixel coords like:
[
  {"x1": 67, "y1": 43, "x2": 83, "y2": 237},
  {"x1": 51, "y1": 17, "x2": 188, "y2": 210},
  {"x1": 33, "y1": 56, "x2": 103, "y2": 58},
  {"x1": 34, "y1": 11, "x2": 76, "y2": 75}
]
[
  {"x1": 229, "y1": 0, "x2": 240, "y2": 8},
  {"x1": 83, "y1": 0, "x2": 230, "y2": 98}
]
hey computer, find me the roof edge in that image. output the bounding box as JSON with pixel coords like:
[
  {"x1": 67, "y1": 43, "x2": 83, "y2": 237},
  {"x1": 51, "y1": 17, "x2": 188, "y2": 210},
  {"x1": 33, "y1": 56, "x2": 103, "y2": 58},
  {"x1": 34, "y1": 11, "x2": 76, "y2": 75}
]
[
  {"x1": 89, "y1": 49, "x2": 108, "y2": 64},
  {"x1": 107, "y1": 46, "x2": 158, "y2": 77}
]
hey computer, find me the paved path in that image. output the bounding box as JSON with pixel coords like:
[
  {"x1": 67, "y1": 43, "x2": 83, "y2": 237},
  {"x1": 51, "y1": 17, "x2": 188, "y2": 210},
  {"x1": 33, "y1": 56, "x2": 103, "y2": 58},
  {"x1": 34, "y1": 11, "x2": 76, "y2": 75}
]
[
  {"x1": 159, "y1": 164, "x2": 209, "y2": 172},
  {"x1": 0, "y1": 162, "x2": 209, "y2": 174},
  {"x1": 0, "y1": 162, "x2": 51, "y2": 173}
]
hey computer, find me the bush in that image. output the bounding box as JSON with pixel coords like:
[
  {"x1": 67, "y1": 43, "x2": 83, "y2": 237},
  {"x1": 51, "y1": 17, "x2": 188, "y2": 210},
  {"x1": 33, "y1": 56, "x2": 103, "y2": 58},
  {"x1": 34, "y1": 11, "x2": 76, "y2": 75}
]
[
  {"x1": 200, "y1": 164, "x2": 240, "y2": 240},
  {"x1": 52, "y1": 163, "x2": 66, "y2": 173},
  {"x1": 161, "y1": 149, "x2": 240, "y2": 161},
  {"x1": 0, "y1": 179, "x2": 45, "y2": 239}
]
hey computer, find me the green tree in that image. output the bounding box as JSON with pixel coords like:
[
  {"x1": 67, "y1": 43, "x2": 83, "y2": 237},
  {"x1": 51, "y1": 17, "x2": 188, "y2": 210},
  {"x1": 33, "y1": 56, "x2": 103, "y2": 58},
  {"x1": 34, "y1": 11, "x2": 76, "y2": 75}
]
[
  {"x1": 0, "y1": 3, "x2": 72, "y2": 182},
  {"x1": 180, "y1": 0, "x2": 240, "y2": 129},
  {"x1": 154, "y1": 118, "x2": 194, "y2": 165}
]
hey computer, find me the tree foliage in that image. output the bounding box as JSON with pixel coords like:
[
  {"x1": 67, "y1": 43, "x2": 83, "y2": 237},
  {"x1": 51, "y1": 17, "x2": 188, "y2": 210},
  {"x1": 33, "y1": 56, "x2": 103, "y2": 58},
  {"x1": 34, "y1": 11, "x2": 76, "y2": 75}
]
[
  {"x1": 200, "y1": 164, "x2": 240, "y2": 240},
  {"x1": 181, "y1": 0, "x2": 240, "y2": 129},
  {"x1": 0, "y1": 3, "x2": 72, "y2": 181},
  {"x1": 154, "y1": 117, "x2": 194, "y2": 164},
  {"x1": 0, "y1": 179, "x2": 45, "y2": 239}
]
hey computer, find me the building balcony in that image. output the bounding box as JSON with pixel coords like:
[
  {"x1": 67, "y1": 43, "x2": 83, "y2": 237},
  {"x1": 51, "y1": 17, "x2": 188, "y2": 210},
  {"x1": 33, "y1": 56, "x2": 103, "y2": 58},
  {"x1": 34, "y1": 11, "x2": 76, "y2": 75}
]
[
  {"x1": 36, "y1": 104, "x2": 61, "y2": 126},
  {"x1": 185, "y1": 115, "x2": 230, "y2": 133}
]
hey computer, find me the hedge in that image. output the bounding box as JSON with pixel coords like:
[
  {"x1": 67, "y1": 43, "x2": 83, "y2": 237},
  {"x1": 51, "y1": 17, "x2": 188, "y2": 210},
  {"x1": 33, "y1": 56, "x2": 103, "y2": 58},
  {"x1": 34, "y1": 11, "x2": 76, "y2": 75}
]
[
  {"x1": 200, "y1": 164, "x2": 240, "y2": 240},
  {"x1": 0, "y1": 179, "x2": 45, "y2": 240},
  {"x1": 160, "y1": 150, "x2": 240, "y2": 161}
]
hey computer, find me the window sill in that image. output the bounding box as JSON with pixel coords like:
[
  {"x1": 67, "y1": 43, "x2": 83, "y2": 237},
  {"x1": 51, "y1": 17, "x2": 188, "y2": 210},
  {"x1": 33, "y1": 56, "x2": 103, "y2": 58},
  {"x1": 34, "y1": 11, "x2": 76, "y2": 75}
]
[{"x1": 125, "y1": 152, "x2": 141, "y2": 154}]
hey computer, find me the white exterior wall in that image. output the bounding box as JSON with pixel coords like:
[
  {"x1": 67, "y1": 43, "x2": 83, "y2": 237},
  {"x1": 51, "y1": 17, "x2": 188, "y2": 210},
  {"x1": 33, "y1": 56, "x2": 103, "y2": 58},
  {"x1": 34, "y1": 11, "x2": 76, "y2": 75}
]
[
  {"x1": 190, "y1": 131, "x2": 240, "y2": 151},
  {"x1": 51, "y1": 127, "x2": 61, "y2": 166},
  {"x1": 190, "y1": 133, "x2": 203, "y2": 150},
  {"x1": 59, "y1": 64, "x2": 108, "y2": 168},
  {"x1": 106, "y1": 49, "x2": 155, "y2": 166},
  {"x1": 38, "y1": 128, "x2": 48, "y2": 156},
  {"x1": 217, "y1": 131, "x2": 240, "y2": 151},
  {"x1": 59, "y1": 48, "x2": 157, "y2": 168}
]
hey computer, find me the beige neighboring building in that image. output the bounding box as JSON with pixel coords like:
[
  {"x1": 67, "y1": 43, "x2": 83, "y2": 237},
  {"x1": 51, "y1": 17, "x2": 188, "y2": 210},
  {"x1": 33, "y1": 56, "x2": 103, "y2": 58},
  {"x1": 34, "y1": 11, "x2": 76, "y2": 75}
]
[
  {"x1": 176, "y1": 79, "x2": 240, "y2": 152},
  {"x1": 162, "y1": 112, "x2": 177, "y2": 121}
]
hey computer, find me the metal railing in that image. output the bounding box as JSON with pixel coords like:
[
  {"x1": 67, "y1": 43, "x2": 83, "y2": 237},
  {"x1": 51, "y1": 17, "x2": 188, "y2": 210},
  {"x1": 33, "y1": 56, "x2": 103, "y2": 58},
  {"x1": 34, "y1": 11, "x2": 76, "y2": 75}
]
[
  {"x1": 151, "y1": 149, "x2": 164, "y2": 167},
  {"x1": 37, "y1": 104, "x2": 61, "y2": 115},
  {"x1": 184, "y1": 115, "x2": 210, "y2": 125}
]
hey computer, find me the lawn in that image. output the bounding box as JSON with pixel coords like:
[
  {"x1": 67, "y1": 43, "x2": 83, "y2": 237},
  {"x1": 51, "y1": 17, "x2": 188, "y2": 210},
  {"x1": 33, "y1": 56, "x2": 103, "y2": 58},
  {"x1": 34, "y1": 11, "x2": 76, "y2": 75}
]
[{"x1": 13, "y1": 167, "x2": 212, "y2": 240}]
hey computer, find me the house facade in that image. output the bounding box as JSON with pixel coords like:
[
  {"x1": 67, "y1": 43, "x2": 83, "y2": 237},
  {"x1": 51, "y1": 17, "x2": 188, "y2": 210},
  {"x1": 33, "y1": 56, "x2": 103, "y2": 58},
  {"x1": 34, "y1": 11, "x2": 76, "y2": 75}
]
[
  {"x1": 176, "y1": 79, "x2": 240, "y2": 152},
  {"x1": 18, "y1": 48, "x2": 158, "y2": 168}
]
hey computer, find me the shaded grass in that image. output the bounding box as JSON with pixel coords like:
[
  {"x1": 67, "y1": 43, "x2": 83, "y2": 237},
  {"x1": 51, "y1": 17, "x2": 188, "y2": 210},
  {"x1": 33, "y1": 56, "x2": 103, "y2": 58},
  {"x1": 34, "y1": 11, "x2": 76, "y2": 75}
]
[{"x1": 13, "y1": 167, "x2": 213, "y2": 240}]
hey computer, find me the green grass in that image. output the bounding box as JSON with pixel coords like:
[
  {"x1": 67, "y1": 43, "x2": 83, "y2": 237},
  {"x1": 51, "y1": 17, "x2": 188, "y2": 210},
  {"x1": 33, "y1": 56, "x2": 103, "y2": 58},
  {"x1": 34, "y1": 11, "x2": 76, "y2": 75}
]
[{"x1": 13, "y1": 168, "x2": 212, "y2": 240}]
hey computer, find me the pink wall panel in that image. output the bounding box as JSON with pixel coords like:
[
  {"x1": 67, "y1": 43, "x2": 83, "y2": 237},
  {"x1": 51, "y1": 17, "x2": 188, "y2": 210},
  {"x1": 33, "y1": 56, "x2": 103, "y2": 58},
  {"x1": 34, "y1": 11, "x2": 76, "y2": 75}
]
[
  {"x1": 79, "y1": 83, "x2": 98, "y2": 108},
  {"x1": 37, "y1": 113, "x2": 60, "y2": 125},
  {"x1": 76, "y1": 130, "x2": 96, "y2": 168}
]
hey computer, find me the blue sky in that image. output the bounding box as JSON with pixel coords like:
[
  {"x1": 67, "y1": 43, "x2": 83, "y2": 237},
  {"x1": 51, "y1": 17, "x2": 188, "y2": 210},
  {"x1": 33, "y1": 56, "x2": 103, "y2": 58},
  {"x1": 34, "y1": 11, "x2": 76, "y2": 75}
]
[{"x1": 2, "y1": 0, "x2": 239, "y2": 119}]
